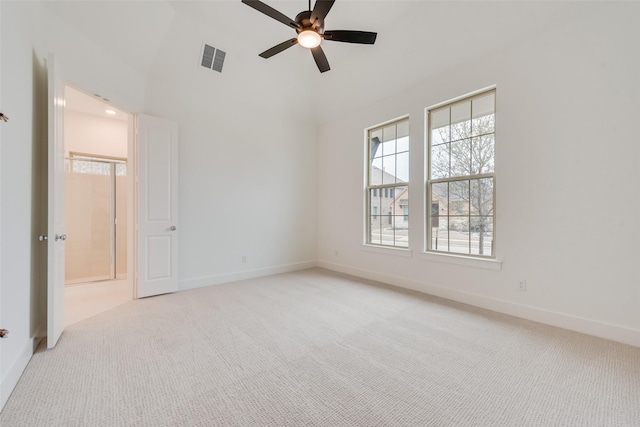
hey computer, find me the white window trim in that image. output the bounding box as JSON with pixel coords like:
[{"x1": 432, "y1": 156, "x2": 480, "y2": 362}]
[
  {"x1": 362, "y1": 244, "x2": 413, "y2": 258},
  {"x1": 364, "y1": 115, "x2": 410, "y2": 249},
  {"x1": 425, "y1": 87, "x2": 497, "y2": 260},
  {"x1": 419, "y1": 251, "x2": 502, "y2": 271}
]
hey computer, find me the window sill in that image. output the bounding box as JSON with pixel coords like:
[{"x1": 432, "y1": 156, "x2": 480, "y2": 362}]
[
  {"x1": 361, "y1": 244, "x2": 413, "y2": 258},
  {"x1": 419, "y1": 251, "x2": 502, "y2": 271}
]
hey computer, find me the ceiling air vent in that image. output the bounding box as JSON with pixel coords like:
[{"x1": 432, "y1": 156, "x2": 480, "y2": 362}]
[{"x1": 200, "y1": 43, "x2": 226, "y2": 73}]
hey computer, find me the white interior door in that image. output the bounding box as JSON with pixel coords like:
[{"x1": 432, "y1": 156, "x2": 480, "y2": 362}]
[
  {"x1": 47, "y1": 53, "x2": 66, "y2": 348},
  {"x1": 136, "y1": 114, "x2": 179, "y2": 298}
]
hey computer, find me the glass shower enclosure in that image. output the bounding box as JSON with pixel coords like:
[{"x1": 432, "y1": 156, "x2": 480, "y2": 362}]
[{"x1": 64, "y1": 155, "x2": 127, "y2": 285}]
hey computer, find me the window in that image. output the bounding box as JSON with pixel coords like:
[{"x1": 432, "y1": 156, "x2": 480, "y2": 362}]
[
  {"x1": 427, "y1": 90, "x2": 495, "y2": 257},
  {"x1": 366, "y1": 118, "x2": 409, "y2": 247}
]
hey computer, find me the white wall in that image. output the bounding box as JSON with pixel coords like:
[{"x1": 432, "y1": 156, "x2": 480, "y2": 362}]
[
  {"x1": 65, "y1": 111, "x2": 128, "y2": 158},
  {"x1": 142, "y1": 7, "x2": 318, "y2": 289},
  {"x1": 1, "y1": 1, "x2": 318, "y2": 410},
  {"x1": 0, "y1": 1, "x2": 146, "y2": 410},
  {"x1": 0, "y1": 1, "x2": 47, "y2": 410},
  {"x1": 64, "y1": 109, "x2": 129, "y2": 284},
  {"x1": 317, "y1": 3, "x2": 640, "y2": 346}
]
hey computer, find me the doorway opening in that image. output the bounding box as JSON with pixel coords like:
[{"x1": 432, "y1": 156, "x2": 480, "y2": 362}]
[{"x1": 63, "y1": 86, "x2": 133, "y2": 326}]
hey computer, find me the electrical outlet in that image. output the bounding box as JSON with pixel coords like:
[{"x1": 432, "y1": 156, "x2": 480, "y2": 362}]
[
  {"x1": 241, "y1": 255, "x2": 247, "y2": 263},
  {"x1": 334, "y1": 250, "x2": 338, "y2": 257},
  {"x1": 518, "y1": 280, "x2": 527, "y2": 291}
]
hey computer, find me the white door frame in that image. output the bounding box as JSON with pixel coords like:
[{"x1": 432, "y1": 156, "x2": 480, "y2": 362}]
[
  {"x1": 48, "y1": 82, "x2": 138, "y2": 347},
  {"x1": 63, "y1": 85, "x2": 137, "y2": 302},
  {"x1": 65, "y1": 89, "x2": 138, "y2": 299},
  {"x1": 127, "y1": 114, "x2": 137, "y2": 300}
]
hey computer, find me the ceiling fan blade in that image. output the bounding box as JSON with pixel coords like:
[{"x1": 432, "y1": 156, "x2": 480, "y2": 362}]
[
  {"x1": 323, "y1": 30, "x2": 377, "y2": 44},
  {"x1": 259, "y1": 38, "x2": 298, "y2": 58},
  {"x1": 241, "y1": 0, "x2": 300, "y2": 29},
  {"x1": 310, "y1": 0, "x2": 335, "y2": 28},
  {"x1": 311, "y1": 46, "x2": 330, "y2": 73}
]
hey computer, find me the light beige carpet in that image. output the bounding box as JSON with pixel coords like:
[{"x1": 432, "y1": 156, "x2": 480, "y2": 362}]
[{"x1": 1, "y1": 268, "x2": 639, "y2": 426}]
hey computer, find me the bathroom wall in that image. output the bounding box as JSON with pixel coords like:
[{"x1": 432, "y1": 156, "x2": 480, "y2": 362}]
[{"x1": 64, "y1": 108, "x2": 128, "y2": 283}]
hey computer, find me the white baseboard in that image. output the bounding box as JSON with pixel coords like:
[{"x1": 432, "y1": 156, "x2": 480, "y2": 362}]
[
  {"x1": 1, "y1": 337, "x2": 41, "y2": 412},
  {"x1": 318, "y1": 259, "x2": 640, "y2": 348},
  {"x1": 179, "y1": 260, "x2": 318, "y2": 291}
]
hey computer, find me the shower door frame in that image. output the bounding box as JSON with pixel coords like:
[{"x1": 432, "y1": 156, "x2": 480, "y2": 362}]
[{"x1": 66, "y1": 152, "x2": 127, "y2": 284}]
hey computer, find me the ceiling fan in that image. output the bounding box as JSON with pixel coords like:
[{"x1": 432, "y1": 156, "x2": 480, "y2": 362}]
[{"x1": 241, "y1": 0, "x2": 377, "y2": 73}]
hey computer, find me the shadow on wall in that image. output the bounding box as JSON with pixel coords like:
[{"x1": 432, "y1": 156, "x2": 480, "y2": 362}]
[{"x1": 30, "y1": 49, "x2": 48, "y2": 339}]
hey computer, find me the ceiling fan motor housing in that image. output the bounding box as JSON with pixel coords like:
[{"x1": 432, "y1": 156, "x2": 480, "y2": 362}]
[{"x1": 295, "y1": 10, "x2": 323, "y2": 34}]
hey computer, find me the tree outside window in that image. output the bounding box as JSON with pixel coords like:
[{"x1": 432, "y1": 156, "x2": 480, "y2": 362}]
[{"x1": 427, "y1": 90, "x2": 495, "y2": 257}]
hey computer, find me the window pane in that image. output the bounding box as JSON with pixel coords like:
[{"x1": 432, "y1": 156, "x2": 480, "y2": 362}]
[
  {"x1": 431, "y1": 217, "x2": 449, "y2": 252},
  {"x1": 382, "y1": 124, "x2": 397, "y2": 156},
  {"x1": 393, "y1": 216, "x2": 409, "y2": 247},
  {"x1": 431, "y1": 182, "x2": 449, "y2": 217},
  {"x1": 369, "y1": 216, "x2": 382, "y2": 245},
  {"x1": 381, "y1": 155, "x2": 395, "y2": 184},
  {"x1": 450, "y1": 138, "x2": 471, "y2": 177},
  {"x1": 370, "y1": 157, "x2": 383, "y2": 185},
  {"x1": 379, "y1": 211, "x2": 394, "y2": 246},
  {"x1": 427, "y1": 90, "x2": 495, "y2": 258},
  {"x1": 396, "y1": 151, "x2": 409, "y2": 183},
  {"x1": 369, "y1": 189, "x2": 381, "y2": 219},
  {"x1": 71, "y1": 159, "x2": 111, "y2": 175},
  {"x1": 472, "y1": 93, "x2": 495, "y2": 136},
  {"x1": 396, "y1": 119, "x2": 409, "y2": 140},
  {"x1": 397, "y1": 136, "x2": 409, "y2": 153},
  {"x1": 370, "y1": 129, "x2": 383, "y2": 159},
  {"x1": 469, "y1": 177, "x2": 493, "y2": 217},
  {"x1": 449, "y1": 180, "x2": 469, "y2": 209},
  {"x1": 429, "y1": 201, "x2": 440, "y2": 228},
  {"x1": 431, "y1": 109, "x2": 450, "y2": 144},
  {"x1": 449, "y1": 216, "x2": 470, "y2": 254},
  {"x1": 431, "y1": 143, "x2": 449, "y2": 179},
  {"x1": 470, "y1": 216, "x2": 493, "y2": 256},
  {"x1": 471, "y1": 134, "x2": 494, "y2": 175},
  {"x1": 393, "y1": 186, "x2": 408, "y2": 211},
  {"x1": 451, "y1": 101, "x2": 471, "y2": 141},
  {"x1": 381, "y1": 139, "x2": 396, "y2": 157},
  {"x1": 115, "y1": 163, "x2": 127, "y2": 177},
  {"x1": 381, "y1": 188, "x2": 394, "y2": 216},
  {"x1": 449, "y1": 180, "x2": 469, "y2": 215},
  {"x1": 367, "y1": 117, "x2": 410, "y2": 248}
]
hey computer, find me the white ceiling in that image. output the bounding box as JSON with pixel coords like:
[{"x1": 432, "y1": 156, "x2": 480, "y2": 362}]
[
  {"x1": 43, "y1": 1, "x2": 580, "y2": 122},
  {"x1": 65, "y1": 86, "x2": 129, "y2": 121}
]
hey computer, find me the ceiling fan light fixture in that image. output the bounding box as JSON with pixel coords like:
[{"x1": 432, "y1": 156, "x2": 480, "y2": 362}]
[{"x1": 297, "y1": 30, "x2": 321, "y2": 48}]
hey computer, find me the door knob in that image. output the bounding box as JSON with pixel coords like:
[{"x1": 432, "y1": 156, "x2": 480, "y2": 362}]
[
  {"x1": 55, "y1": 234, "x2": 67, "y2": 241},
  {"x1": 170, "y1": 226, "x2": 177, "y2": 231},
  {"x1": 39, "y1": 235, "x2": 48, "y2": 241}
]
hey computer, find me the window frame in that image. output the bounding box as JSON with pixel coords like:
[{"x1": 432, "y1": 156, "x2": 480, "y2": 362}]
[
  {"x1": 365, "y1": 116, "x2": 410, "y2": 249},
  {"x1": 426, "y1": 88, "x2": 496, "y2": 258}
]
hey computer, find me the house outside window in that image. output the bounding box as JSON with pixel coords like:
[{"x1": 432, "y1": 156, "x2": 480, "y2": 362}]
[
  {"x1": 366, "y1": 117, "x2": 409, "y2": 247},
  {"x1": 427, "y1": 90, "x2": 495, "y2": 257}
]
